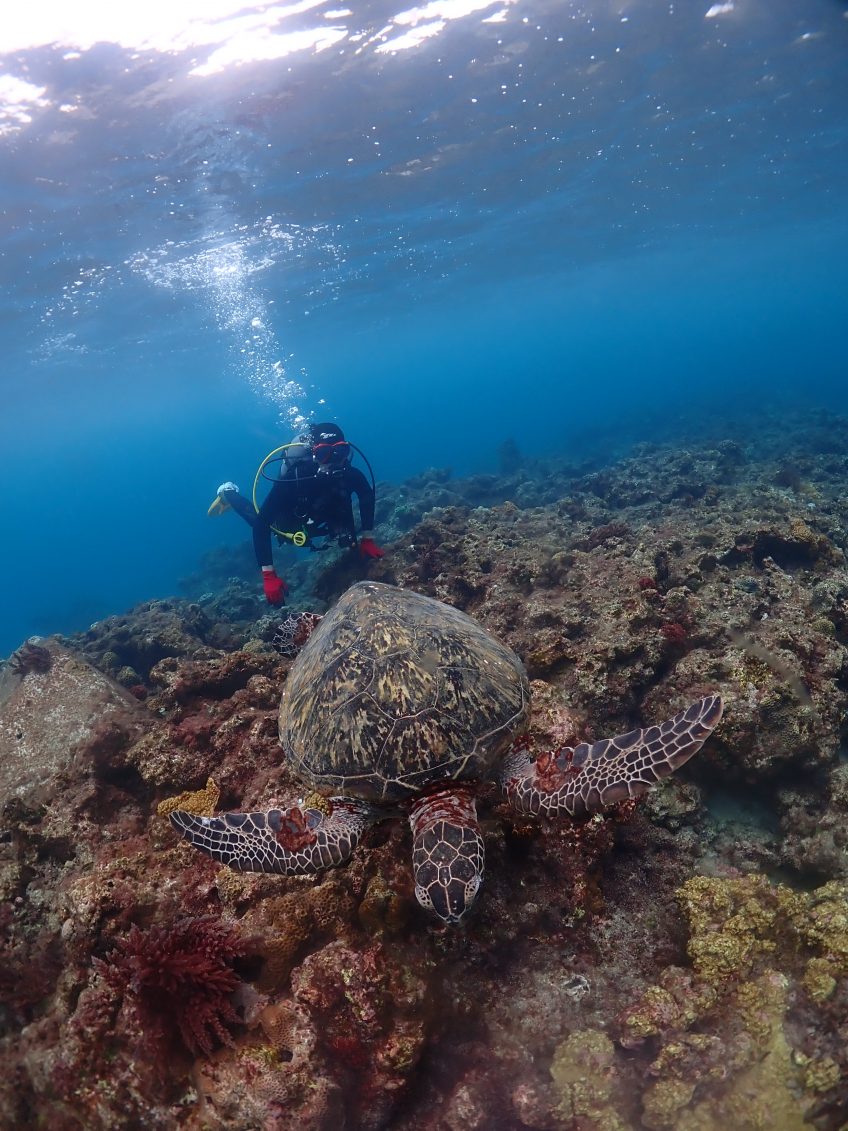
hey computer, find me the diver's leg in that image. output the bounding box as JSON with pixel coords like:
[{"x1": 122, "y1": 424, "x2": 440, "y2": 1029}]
[{"x1": 226, "y1": 491, "x2": 258, "y2": 526}]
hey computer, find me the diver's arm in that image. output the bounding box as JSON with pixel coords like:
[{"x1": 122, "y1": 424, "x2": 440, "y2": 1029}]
[
  {"x1": 252, "y1": 519, "x2": 274, "y2": 570},
  {"x1": 252, "y1": 482, "x2": 292, "y2": 605},
  {"x1": 252, "y1": 481, "x2": 288, "y2": 568},
  {"x1": 347, "y1": 467, "x2": 375, "y2": 532}
]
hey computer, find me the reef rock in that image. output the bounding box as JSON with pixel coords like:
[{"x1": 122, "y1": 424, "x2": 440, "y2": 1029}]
[{"x1": 0, "y1": 639, "x2": 151, "y2": 805}]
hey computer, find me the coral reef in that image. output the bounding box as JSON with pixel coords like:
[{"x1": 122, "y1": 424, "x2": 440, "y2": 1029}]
[{"x1": 2, "y1": 408, "x2": 847, "y2": 1129}]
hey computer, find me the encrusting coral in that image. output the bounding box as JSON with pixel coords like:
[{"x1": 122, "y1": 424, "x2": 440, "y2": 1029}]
[{"x1": 156, "y1": 775, "x2": 220, "y2": 818}]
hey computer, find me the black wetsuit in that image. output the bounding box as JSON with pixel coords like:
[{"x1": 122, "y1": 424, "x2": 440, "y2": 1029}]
[{"x1": 230, "y1": 461, "x2": 375, "y2": 568}]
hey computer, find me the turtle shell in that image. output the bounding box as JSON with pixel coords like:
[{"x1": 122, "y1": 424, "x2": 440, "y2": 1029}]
[{"x1": 280, "y1": 581, "x2": 530, "y2": 803}]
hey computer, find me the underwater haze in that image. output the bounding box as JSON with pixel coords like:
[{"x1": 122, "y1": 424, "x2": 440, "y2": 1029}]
[{"x1": 1, "y1": 0, "x2": 846, "y2": 656}]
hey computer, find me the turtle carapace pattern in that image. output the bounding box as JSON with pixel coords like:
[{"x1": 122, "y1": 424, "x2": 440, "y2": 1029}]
[{"x1": 171, "y1": 581, "x2": 723, "y2": 925}]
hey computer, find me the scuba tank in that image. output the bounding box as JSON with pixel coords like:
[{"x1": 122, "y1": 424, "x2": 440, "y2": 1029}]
[{"x1": 252, "y1": 429, "x2": 376, "y2": 549}]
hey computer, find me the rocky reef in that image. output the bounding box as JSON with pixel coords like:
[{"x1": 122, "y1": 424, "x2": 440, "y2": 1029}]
[{"x1": 1, "y1": 408, "x2": 846, "y2": 1129}]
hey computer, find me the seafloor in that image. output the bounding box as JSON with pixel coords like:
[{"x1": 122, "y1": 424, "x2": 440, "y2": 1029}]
[{"x1": 1, "y1": 408, "x2": 847, "y2": 1131}]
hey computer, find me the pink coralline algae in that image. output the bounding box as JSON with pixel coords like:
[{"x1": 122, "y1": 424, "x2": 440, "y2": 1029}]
[{"x1": 95, "y1": 915, "x2": 247, "y2": 1056}]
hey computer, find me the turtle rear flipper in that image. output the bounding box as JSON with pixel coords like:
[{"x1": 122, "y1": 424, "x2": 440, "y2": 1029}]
[
  {"x1": 501, "y1": 694, "x2": 723, "y2": 818},
  {"x1": 169, "y1": 798, "x2": 376, "y2": 874}
]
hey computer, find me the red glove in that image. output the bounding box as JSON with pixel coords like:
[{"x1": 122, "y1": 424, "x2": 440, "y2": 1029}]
[
  {"x1": 359, "y1": 537, "x2": 384, "y2": 559},
  {"x1": 261, "y1": 569, "x2": 289, "y2": 605}
]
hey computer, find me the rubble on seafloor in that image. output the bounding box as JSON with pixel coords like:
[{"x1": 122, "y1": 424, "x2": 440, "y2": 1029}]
[{"x1": 1, "y1": 409, "x2": 847, "y2": 1130}]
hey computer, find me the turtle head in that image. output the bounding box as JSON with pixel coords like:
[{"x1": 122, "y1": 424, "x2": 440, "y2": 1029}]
[{"x1": 409, "y1": 788, "x2": 484, "y2": 925}]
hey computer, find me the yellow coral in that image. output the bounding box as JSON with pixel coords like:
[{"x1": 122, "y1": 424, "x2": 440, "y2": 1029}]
[
  {"x1": 620, "y1": 986, "x2": 680, "y2": 1040},
  {"x1": 241, "y1": 1042, "x2": 283, "y2": 1067},
  {"x1": 643, "y1": 971, "x2": 814, "y2": 1131},
  {"x1": 214, "y1": 866, "x2": 262, "y2": 908},
  {"x1": 790, "y1": 880, "x2": 848, "y2": 968},
  {"x1": 687, "y1": 929, "x2": 760, "y2": 981},
  {"x1": 641, "y1": 1078, "x2": 695, "y2": 1130},
  {"x1": 378, "y1": 1029, "x2": 424, "y2": 1073},
  {"x1": 801, "y1": 1056, "x2": 840, "y2": 1094},
  {"x1": 649, "y1": 1034, "x2": 727, "y2": 1082},
  {"x1": 801, "y1": 957, "x2": 837, "y2": 1002},
  {"x1": 633, "y1": 875, "x2": 848, "y2": 1131},
  {"x1": 157, "y1": 776, "x2": 220, "y2": 817},
  {"x1": 789, "y1": 517, "x2": 818, "y2": 544},
  {"x1": 676, "y1": 874, "x2": 802, "y2": 983},
  {"x1": 549, "y1": 1029, "x2": 629, "y2": 1130},
  {"x1": 786, "y1": 517, "x2": 839, "y2": 564},
  {"x1": 620, "y1": 968, "x2": 718, "y2": 1050},
  {"x1": 713, "y1": 974, "x2": 811, "y2": 1130},
  {"x1": 735, "y1": 970, "x2": 787, "y2": 1049},
  {"x1": 677, "y1": 875, "x2": 848, "y2": 986},
  {"x1": 358, "y1": 873, "x2": 409, "y2": 935},
  {"x1": 303, "y1": 790, "x2": 331, "y2": 815}
]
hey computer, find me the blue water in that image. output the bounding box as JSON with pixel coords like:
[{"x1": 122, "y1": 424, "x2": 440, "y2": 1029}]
[{"x1": 1, "y1": 0, "x2": 846, "y2": 656}]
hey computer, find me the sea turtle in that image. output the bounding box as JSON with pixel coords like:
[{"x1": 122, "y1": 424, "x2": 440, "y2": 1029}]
[{"x1": 171, "y1": 581, "x2": 723, "y2": 924}]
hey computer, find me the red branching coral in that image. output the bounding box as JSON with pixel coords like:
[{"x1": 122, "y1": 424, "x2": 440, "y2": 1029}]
[
  {"x1": 660, "y1": 622, "x2": 688, "y2": 645},
  {"x1": 637, "y1": 576, "x2": 658, "y2": 590},
  {"x1": 96, "y1": 915, "x2": 246, "y2": 1056}
]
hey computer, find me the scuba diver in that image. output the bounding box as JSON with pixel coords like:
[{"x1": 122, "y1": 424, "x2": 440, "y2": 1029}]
[{"x1": 211, "y1": 422, "x2": 384, "y2": 606}]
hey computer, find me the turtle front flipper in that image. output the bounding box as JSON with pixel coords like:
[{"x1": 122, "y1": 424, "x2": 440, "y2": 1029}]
[
  {"x1": 169, "y1": 798, "x2": 377, "y2": 874},
  {"x1": 272, "y1": 611, "x2": 324, "y2": 658},
  {"x1": 409, "y1": 787, "x2": 485, "y2": 925},
  {"x1": 500, "y1": 694, "x2": 723, "y2": 818}
]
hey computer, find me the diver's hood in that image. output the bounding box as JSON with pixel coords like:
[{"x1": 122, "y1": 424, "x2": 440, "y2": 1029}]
[{"x1": 312, "y1": 423, "x2": 345, "y2": 443}]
